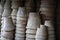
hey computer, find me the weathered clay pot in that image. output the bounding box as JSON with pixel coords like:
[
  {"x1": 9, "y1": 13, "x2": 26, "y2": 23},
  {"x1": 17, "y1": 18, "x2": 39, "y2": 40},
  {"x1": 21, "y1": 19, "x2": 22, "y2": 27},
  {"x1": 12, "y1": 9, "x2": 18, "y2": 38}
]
[
  {"x1": 17, "y1": 7, "x2": 27, "y2": 17},
  {"x1": 16, "y1": 20, "x2": 27, "y2": 24},
  {"x1": 15, "y1": 37, "x2": 25, "y2": 40},
  {"x1": 4, "y1": 0, "x2": 11, "y2": 9},
  {"x1": 1, "y1": 37, "x2": 13, "y2": 40},
  {"x1": 2, "y1": 9, "x2": 11, "y2": 17},
  {"x1": 15, "y1": 30, "x2": 25, "y2": 34},
  {"x1": 26, "y1": 29, "x2": 36, "y2": 34},
  {"x1": 44, "y1": 20, "x2": 55, "y2": 40},
  {"x1": 15, "y1": 33, "x2": 25, "y2": 38},
  {"x1": 1, "y1": 31, "x2": 14, "y2": 39},
  {"x1": 26, "y1": 12, "x2": 40, "y2": 29},
  {"x1": 26, "y1": 38, "x2": 35, "y2": 40},
  {"x1": 26, "y1": 34, "x2": 35, "y2": 38},
  {"x1": 16, "y1": 27, "x2": 25, "y2": 31},
  {"x1": 16, "y1": 24, "x2": 26, "y2": 28},
  {"x1": 1, "y1": 17, "x2": 15, "y2": 31},
  {"x1": 16, "y1": 17, "x2": 27, "y2": 20},
  {"x1": 35, "y1": 25, "x2": 48, "y2": 39}
]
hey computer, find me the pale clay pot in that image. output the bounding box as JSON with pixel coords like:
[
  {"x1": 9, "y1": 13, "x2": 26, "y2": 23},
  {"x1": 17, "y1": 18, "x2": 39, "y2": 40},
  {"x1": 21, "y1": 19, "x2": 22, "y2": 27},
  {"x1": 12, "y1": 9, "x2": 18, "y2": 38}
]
[
  {"x1": 1, "y1": 17, "x2": 15, "y2": 31},
  {"x1": 15, "y1": 33, "x2": 25, "y2": 38},
  {"x1": 1, "y1": 37, "x2": 13, "y2": 40},
  {"x1": 17, "y1": 7, "x2": 27, "y2": 17},
  {"x1": 1, "y1": 31, "x2": 14, "y2": 39},
  {"x1": 35, "y1": 25, "x2": 48, "y2": 39},
  {"x1": 15, "y1": 37, "x2": 25, "y2": 40},
  {"x1": 44, "y1": 20, "x2": 55, "y2": 40},
  {"x1": 26, "y1": 38, "x2": 35, "y2": 40},
  {"x1": 16, "y1": 24, "x2": 26, "y2": 28},
  {"x1": 26, "y1": 12, "x2": 40, "y2": 29},
  {"x1": 26, "y1": 29, "x2": 37, "y2": 34},
  {"x1": 26, "y1": 34, "x2": 35, "y2": 38},
  {"x1": 2, "y1": 9, "x2": 11, "y2": 17}
]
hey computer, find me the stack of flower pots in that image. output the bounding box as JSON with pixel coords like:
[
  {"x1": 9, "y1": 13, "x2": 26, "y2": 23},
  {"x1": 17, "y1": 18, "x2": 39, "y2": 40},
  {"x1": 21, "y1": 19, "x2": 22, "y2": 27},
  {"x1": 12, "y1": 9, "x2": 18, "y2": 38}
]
[
  {"x1": 1, "y1": 17, "x2": 15, "y2": 40},
  {"x1": 35, "y1": 25, "x2": 48, "y2": 40},
  {"x1": 1, "y1": 0, "x2": 11, "y2": 28},
  {"x1": 40, "y1": 0, "x2": 56, "y2": 20},
  {"x1": 15, "y1": 7, "x2": 28, "y2": 40},
  {"x1": 1, "y1": 0, "x2": 15, "y2": 40},
  {"x1": 26, "y1": 12, "x2": 40, "y2": 40},
  {"x1": 44, "y1": 20, "x2": 55, "y2": 40}
]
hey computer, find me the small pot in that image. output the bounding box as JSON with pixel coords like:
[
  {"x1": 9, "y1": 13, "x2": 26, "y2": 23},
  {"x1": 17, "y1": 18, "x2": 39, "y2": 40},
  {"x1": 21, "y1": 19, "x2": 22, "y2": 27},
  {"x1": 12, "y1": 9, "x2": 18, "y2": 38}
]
[
  {"x1": 15, "y1": 33, "x2": 25, "y2": 38},
  {"x1": 26, "y1": 34, "x2": 35, "y2": 38},
  {"x1": 26, "y1": 38, "x2": 35, "y2": 40},
  {"x1": 26, "y1": 29, "x2": 36, "y2": 34}
]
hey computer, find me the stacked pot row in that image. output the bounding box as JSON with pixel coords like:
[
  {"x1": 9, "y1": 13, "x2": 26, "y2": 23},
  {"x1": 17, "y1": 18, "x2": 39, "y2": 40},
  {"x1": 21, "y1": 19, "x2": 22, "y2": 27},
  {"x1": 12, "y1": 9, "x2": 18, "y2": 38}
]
[
  {"x1": 15, "y1": 7, "x2": 28, "y2": 40},
  {"x1": 40, "y1": 0, "x2": 56, "y2": 20},
  {"x1": 26, "y1": 12, "x2": 40, "y2": 40}
]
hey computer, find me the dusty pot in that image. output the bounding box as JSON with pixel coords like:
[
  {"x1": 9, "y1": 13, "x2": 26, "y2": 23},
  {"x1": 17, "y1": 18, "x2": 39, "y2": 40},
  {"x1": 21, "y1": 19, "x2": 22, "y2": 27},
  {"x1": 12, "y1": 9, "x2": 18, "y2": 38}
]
[
  {"x1": 35, "y1": 25, "x2": 48, "y2": 39},
  {"x1": 1, "y1": 17, "x2": 15, "y2": 31},
  {"x1": 17, "y1": 7, "x2": 27, "y2": 17},
  {"x1": 2, "y1": 9, "x2": 11, "y2": 17},
  {"x1": 26, "y1": 29, "x2": 37, "y2": 34},
  {"x1": 26, "y1": 12, "x2": 40, "y2": 29},
  {"x1": 26, "y1": 34, "x2": 35, "y2": 38}
]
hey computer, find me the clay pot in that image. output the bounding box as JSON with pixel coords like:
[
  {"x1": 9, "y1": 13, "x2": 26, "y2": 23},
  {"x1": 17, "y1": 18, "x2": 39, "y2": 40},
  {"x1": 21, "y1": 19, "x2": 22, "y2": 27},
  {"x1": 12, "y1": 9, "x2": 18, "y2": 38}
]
[
  {"x1": 44, "y1": 20, "x2": 53, "y2": 27},
  {"x1": 26, "y1": 38, "x2": 35, "y2": 40},
  {"x1": 1, "y1": 17, "x2": 15, "y2": 31},
  {"x1": 26, "y1": 29, "x2": 36, "y2": 34},
  {"x1": 15, "y1": 33, "x2": 25, "y2": 38},
  {"x1": 1, "y1": 37, "x2": 13, "y2": 40},
  {"x1": 15, "y1": 37, "x2": 25, "y2": 40},
  {"x1": 2, "y1": 9, "x2": 11, "y2": 17},
  {"x1": 26, "y1": 34, "x2": 35, "y2": 38},
  {"x1": 4, "y1": 0, "x2": 11, "y2": 9},
  {"x1": 1, "y1": 31, "x2": 14, "y2": 39},
  {"x1": 16, "y1": 20, "x2": 27, "y2": 24},
  {"x1": 16, "y1": 27, "x2": 25, "y2": 31},
  {"x1": 16, "y1": 24, "x2": 26, "y2": 28},
  {"x1": 17, "y1": 7, "x2": 27, "y2": 17},
  {"x1": 15, "y1": 30, "x2": 25, "y2": 34},
  {"x1": 44, "y1": 20, "x2": 55, "y2": 40},
  {"x1": 35, "y1": 25, "x2": 48, "y2": 39},
  {"x1": 26, "y1": 12, "x2": 40, "y2": 29},
  {"x1": 16, "y1": 17, "x2": 27, "y2": 20}
]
